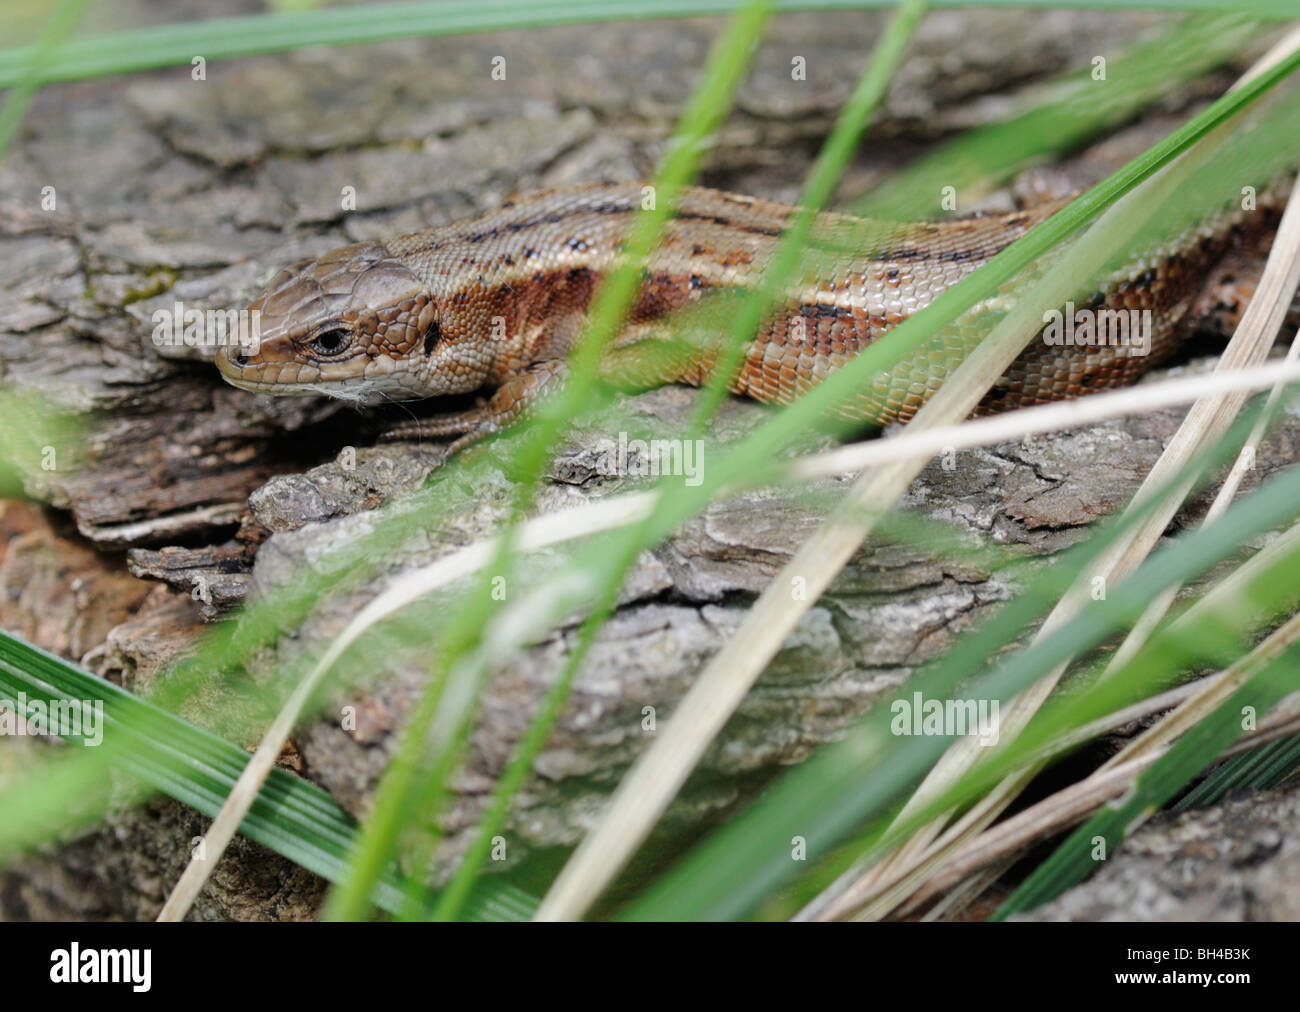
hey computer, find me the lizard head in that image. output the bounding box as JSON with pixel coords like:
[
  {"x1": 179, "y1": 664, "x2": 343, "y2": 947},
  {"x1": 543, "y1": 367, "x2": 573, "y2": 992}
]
[{"x1": 216, "y1": 242, "x2": 446, "y2": 404}]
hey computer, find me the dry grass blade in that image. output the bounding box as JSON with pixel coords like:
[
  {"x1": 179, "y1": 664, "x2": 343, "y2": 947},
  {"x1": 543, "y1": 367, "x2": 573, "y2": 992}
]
[
  {"x1": 155, "y1": 494, "x2": 657, "y2": 921},
  {"x1": 898, "y1": 690, "x2": 1300, "y2": 919},
  {"x1": 531, "y1": 115, "x2": 1241, "y2": 920},
  {"x1": 156, "y1": 351, "x2": 1300, "y2": 924},
  {"x1": 1102, "y1": 611, "x2": 1300, "y2": 776},
  {"x1": 805, "y1": 32, "x2": 1300, "y2": 922},
  {"x1": 1163, "y1": 520, "x2": 1300, "y2": 640},
  {"x1": 156, "y1": 349, "x2": 1300, "y2": 921},
  {"x1": 1099, "y1": 327, "x2": 1300, "y2": 679},
  {"x1": 847, "y1": 614, "x2": 1300, "y2": 922},
  {"x1": 161, "y1": 40, "x2": 1300, "y2": 916}
]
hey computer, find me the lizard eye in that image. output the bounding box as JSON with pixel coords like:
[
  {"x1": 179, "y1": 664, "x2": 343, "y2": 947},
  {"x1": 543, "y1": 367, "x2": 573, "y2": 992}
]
[{"x1": 311, "y1": 329, "x2": 350, "y2": 356}]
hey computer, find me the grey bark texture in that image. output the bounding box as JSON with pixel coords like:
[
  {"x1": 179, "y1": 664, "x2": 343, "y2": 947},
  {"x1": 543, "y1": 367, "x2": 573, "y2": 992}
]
[
  {"x1": 0, "y1": 2, "x2": 1292, "y2": 920},
  {"x1": 1016, "y1": 783, "x2": 1300, "y2": 922}
]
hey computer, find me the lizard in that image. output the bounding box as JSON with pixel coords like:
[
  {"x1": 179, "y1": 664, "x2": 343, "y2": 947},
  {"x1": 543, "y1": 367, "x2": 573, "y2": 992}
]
[{"x1": 214, "y1": 181, "x2": 1280, "y2": 456}]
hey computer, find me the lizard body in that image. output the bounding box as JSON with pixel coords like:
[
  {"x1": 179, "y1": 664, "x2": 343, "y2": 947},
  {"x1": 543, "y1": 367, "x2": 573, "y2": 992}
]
[{"x1": 215, "y1": 181, "x2": 1273, "y2": 453}]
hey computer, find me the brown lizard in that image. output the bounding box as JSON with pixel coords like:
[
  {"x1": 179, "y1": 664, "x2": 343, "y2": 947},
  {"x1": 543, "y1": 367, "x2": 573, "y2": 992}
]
[{"x1": 215, "y1": 181, "x2": 1276, "y2": 454}]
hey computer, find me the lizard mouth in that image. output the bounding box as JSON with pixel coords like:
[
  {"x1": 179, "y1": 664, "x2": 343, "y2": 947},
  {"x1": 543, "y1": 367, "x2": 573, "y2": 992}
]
[
  {"x1": 214, "y1": 346, "x2": 428, "y2": 404},
  {"x1": 215, "y1": 345, "x2": 336, "y2": 395}
]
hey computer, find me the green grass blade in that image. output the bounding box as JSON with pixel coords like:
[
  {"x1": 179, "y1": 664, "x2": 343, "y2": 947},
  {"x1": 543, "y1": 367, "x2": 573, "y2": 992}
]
[
  {"x1": 429, "y1": 0, "x2": 929, "y2": 922},
  {"x1": 1172, "y1": 733, "x2": 1300, "y2": 812},
  {"x1": 617, "y1": 402, "x2": 1300, "y2": 920},
  {"x1": 993, "y1": 638, "x2": 1300, "y2": 918},
  {"x1": 0, "y1": 631, "x2": 536, "y2": 921},
  {"x1": 413, "y1": 36, "x2": 1299, "y2": 918},
  {"x1": 323, "y1": 0, "x2": 778, "y2": 922},
  {"x1": 1, "y1": 1, "x2": 1295, "y2": 88},
  {"x1": 3, "y1": 1, "x2": 1295, "y2": 926},
  {"x1": 0, "y1": 0, "x2": 90, "y2": 155},
  {"x1": 851, "y1": 12, "x2": 1263, "y2": 218}
]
